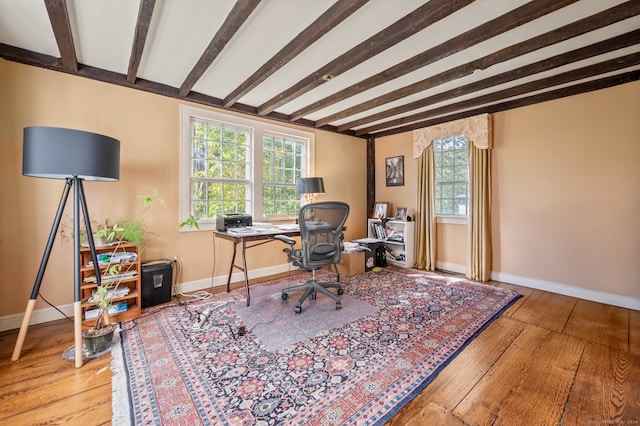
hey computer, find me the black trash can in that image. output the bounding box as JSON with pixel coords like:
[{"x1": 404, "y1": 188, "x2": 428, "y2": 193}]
[{"x1": 141, "y1": 261, "x2": 173, "y2": 308}]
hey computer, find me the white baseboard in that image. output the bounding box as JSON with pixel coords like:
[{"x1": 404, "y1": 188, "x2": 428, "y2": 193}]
[
  {"x1": 491, "y1": 271, "x2": 640, "y2": 311},
  {"x1": 0, "y1": 302, "x2": 75, "y2": 333},
  {"x1": 0, "y1": 263, "x2": 296, "y2": 333},
  {"x1": 175, "y1": 263, "x2": 294, "y2": 294},
  {"x1": 435, "y1": 261, "x2": 466, "y2": 275},
  {"x1": 435, "y1": 261, "x2": 639, "y2": 310}
]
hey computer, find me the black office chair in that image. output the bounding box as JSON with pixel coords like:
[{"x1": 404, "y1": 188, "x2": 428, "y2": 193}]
[{"x1": 275, "y1": 201, "x2": 350, "y2": 313}]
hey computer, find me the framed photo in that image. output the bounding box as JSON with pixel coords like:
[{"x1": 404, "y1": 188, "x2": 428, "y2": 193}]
[
  {"x1": 395, "y1": 207, "x2": 408, "y2": 221},
  {"x1": 385, "y1": 155, "x2": 404, "y2": 187},
  {"x1": 373, "y1": 202, "x2": 388, "y2": 219}
]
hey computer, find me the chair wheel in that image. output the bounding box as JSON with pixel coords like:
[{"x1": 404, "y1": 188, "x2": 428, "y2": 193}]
[
  {"x1": 281, "y1": 292, "x2": 288, "y2": 301},
  {"x1": 295, "y1": 306, "x2": 302, "y2": 314},
  {"x1": 337, "y1": 288, "x2": 344, "y2": 295},
  {"x1": 311, "y1": 293, "x2": 317, "y2": 300},
  {"x1": 336, "y1": 302, "x2": 342, "y2": 310}
]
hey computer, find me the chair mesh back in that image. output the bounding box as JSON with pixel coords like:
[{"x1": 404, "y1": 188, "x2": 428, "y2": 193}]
[{"x1": 299, "y1": 202, "x2": 350, "y2": 270}]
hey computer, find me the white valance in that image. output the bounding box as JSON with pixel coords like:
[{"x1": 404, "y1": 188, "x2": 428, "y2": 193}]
[{"x1": 413, "y1": 113, "x2": 492, "y2": 158}]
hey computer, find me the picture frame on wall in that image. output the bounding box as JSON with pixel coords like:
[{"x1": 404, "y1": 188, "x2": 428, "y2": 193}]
[
  {"x1": 385, "y1": 155, "x2": 404, "y2": 186},
  {"x1": 395, "y1": 207, "x2": 408, "y2": 221},
  {"x1": 373, "y1": 202, "x2": 388, "y2": 219}
]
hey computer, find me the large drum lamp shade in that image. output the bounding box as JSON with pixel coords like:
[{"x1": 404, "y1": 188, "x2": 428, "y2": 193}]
[
  {"x1": 23, "y1": 126, "x2": 120, "y2": 181},
  {"x1": 296, "y1": 177, "x2": 325, "y2": 195}
]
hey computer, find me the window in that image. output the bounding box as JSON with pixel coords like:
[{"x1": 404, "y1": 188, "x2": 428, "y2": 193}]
[
  {"x1": 180, "y1": 105, "x2": 314, "y2": 230},
  {"x1": 434, "y1": 135, "x2": 469, "y2": 220}
]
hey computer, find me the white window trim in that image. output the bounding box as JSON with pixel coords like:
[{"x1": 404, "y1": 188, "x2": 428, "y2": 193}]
[
  {"x1": 179, "y1": 105, "x2": 315, "y2": 231},
  {"x1": 436, "y1": 215, "x2": 469, "y2": 225}
]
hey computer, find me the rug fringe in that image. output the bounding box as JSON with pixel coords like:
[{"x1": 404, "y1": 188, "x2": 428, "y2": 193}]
[{"x1": 111, "y1": 326, "x2": 133, "y2": 426}]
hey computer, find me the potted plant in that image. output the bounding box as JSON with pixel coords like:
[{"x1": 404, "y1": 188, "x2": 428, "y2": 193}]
[{"x1": 82, "y1": 280, "x2": 117, "y2": 354}]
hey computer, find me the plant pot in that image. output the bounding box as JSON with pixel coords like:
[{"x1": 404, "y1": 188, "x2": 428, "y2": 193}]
[{"x1": 83, "y1": 324, "x2": 116, "y2": 354}]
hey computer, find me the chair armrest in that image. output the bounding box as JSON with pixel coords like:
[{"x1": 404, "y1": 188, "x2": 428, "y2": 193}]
[{"x1": 275, "y1": 235, "x2": 296, "y2": 245}]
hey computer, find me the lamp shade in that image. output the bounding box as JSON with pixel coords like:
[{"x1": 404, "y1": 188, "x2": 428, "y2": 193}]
[
  {"x1": 296, "y1": 177, "x2": 325, "y2": 195},
  {"x1": 23, "y1": 126, "x2": 120, "y2": 181}
]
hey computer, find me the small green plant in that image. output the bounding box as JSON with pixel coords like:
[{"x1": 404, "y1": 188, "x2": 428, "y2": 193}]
[
  {"x1": 90, "y1": 283, "x2": 113, "y2": 332},
  {"x1": 179, "y1": 214, "x2": 200, "y2": 230}
]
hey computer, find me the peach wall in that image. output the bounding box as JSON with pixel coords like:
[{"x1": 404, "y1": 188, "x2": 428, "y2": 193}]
[
  {"x1": 376, "y1": 81, "x2": 639, "y2": 300},
  {"x1": 374, "y1": 133, "x2": 417, "y2": 220},
  {"x1": 492, "y1": 82, "x2": 640, "y2": 298},
  {"x1": 0, "y1": 60, "x2": 367, "y2": 320}
]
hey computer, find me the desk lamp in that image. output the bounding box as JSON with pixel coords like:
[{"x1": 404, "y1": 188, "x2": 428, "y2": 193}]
[
  {"x1": 296, "y1": 177, "x2": 325, "y2": 205},
  {"x1": 12, "y1": 126, "x2": 120, "y2": 368}
]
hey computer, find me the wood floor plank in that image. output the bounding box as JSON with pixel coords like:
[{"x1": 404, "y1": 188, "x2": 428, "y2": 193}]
[
  {"x1": 388, "y1": 316, "x2": 525, "y2": 426},
  {"x1": 0, "y1": 384, "x2": 111, "y2": 426},
  {"x1": 508, "y1": 289, "x2": 577, "y2": 332},
  {"x1": 562, "y1": 343, "x2": 640, "y2": 424},
  {"x1": 630, "y1": 309, "x2": 640, "y2": 356},
  {"x1": 394, "y1": 402, "x2": 465, "y2": 426},
  {"x1": 563, "y1": 299, "x2": 629, "y2": 350},
  {"x1": 452, "y1": 324, "x2": 585, "y2": 425},
  {"x1": 0, "y1": 274, "x2": 635, "y2": 426}
]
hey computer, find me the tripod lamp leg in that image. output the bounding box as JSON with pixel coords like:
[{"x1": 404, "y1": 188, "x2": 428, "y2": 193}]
[
  {"x1": 11, "y1": 299, "x2": 37, "y2": 361},
  {"x1": 74, "y1": 301, "x2": 83, "y2": 368}
]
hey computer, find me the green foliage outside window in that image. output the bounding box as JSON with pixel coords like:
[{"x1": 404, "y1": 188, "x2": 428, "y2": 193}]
[{"x1": 434, "y1": 135, "x2": 469, "y2": 216}]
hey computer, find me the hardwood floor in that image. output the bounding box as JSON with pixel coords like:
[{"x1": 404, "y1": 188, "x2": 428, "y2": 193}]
[{"x1": 1, "y1": 277, "x2": 638, "y2": 425}]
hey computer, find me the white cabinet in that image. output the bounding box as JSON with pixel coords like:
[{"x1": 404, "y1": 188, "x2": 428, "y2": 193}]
[{"x1": 367, "y1": 219, "x2": 415, "y2": 268}]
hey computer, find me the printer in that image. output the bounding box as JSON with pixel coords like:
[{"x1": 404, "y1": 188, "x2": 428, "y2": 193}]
[{"x1": 216, "y1": 213, "x2": 252, "y2": 231}]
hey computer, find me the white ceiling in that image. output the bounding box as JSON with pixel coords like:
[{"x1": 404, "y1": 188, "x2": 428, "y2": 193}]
[{"x1": 1, "y1": 0, "x2": 638, "y2": 138}]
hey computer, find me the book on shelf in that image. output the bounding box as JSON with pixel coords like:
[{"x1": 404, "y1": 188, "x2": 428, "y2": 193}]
[
  {"x1": 83, "y1": 271, "x2": 138, "y2": 284},
  {"x1": 87, "y1": 286, "x2": 130, "y2": 302},
  {"x1": 384, "y1": 246, "x2": 405, "y2": 261},
  {"x1": 84, "y1": 302, "x2": 128, "y2": 320}
]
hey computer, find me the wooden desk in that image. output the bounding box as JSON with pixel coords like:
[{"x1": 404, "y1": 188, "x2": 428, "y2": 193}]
[{"x1": 213, "y1": 228, "x2": 300, "y2": 306}]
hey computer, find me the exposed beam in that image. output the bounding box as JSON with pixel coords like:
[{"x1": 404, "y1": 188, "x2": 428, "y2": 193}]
[
  {"x1": 290, "y1": 0, "x2": 580, "y2": 122},
  {"x1": 324, "y1": 1, "x2": 640, "y2": 129},
  {"x1": 0, "y1": 43, "x2": 352, "y2": 138},
  {"x1": 357, "y1": 54, "x2": 640, "y2": 135},
  {"x1": 373, "y1": 71, "x2": 640, "y2": 138},
  {"x1": 179, "y1": 0, "x2": 261, "y2": 97},
  {"x1": 339, "y1": 29, "x2": 640, "y2": 132},
  {"x1": 256, "y1": 0, "x2": 475, "y2": 116},
  {"x1": 127, "y1": 0, "x2": 156, "y2": 84},
  {"x1": 44, "y1": 0, "x2": 77, "y2": 72},
  {"x1": 222, "y1": 0, "x2": 368, "y2": 107}
]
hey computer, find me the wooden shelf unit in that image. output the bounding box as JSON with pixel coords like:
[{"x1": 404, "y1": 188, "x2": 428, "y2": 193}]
[
  {"x1": 79, "y1": 243, "x2": 141, "y2": 326},
  {"x1": 367, "y1": 219, "x2": 415, "y2": 268}
]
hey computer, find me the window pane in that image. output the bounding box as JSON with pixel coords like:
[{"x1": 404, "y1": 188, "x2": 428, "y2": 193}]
[
  {"x1": 441, "y1": 199, "x2": 454, "y2": 215},
  {"x1": 186, "y1": 110, "x2": 311, "y2": 224},
  {"x1": 433, "y1": 135, "x2": 469, "y2": 217}
]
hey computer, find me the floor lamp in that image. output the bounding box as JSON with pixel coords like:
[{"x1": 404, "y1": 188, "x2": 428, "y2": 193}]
[{"x1": 12, "y1": 126, "x2": 120, "y2": 368}]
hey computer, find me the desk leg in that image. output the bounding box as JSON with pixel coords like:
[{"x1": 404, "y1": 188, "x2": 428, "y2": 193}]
[
  {"x1": 242, "y1": 239, "x2": 250, "y2": 306},
  {"x1": 226, "y1": 241, "x2": 238, "y2": 293}
]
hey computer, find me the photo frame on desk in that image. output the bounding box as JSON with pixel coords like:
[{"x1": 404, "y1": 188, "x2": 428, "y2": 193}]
[
  {"x1": 385, "y1": 155, "x2": 404, "y2": 187},
  {"x1": 395, "y1": 207, "x2": 408, "y2": 221},
  {"x1": 373, "y1": 202, "x2": 388, "y2": 219}
]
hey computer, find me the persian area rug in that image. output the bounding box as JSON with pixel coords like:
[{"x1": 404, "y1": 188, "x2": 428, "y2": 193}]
[{"x1": 112, "y1": 268, "x2": 521, "y2": 425}]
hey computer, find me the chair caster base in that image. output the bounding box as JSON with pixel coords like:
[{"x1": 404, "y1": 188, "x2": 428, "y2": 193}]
[
  {"x1": 281, "y1": 292, "x2": 288, "y2": 301},
  {"x1": 337, "y1": 288, "x2": 344, "y2": 295},
  {"x1": 295, "y1": 305, "x2": 302, "y2": 314},
  {"x1": 336, "y1": 302, "x2": 342, "y2": 310}
]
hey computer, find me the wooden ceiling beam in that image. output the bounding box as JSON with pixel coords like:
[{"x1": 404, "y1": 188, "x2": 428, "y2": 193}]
[
  {"x1": 356, "y1": 53, "x2": 640, "y2": 135},
  {"x1": 373, "y1": 71, "x2": 640, "y2": 138},
  {"x1": 179, "y1": 0, "x2": 261, "y2": 97},
  {"x1": 325, "y1": 0, "x2": 640, "y2": 129},
  {"x1": 44, "y1": 0, "x2": 77, "y2": 72},
  {"x1": 222, "y1": 0, "x2": 368, "y2": 108},
  {"x1": 256, "y1": 0, "x2": 474, "y2": 116},
  {"x1": 290, "y1": 0, "x2": 580, "y2": 122},
  {"x1": 127, "y1": 0, "x2": 156, "y2": 84}
]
